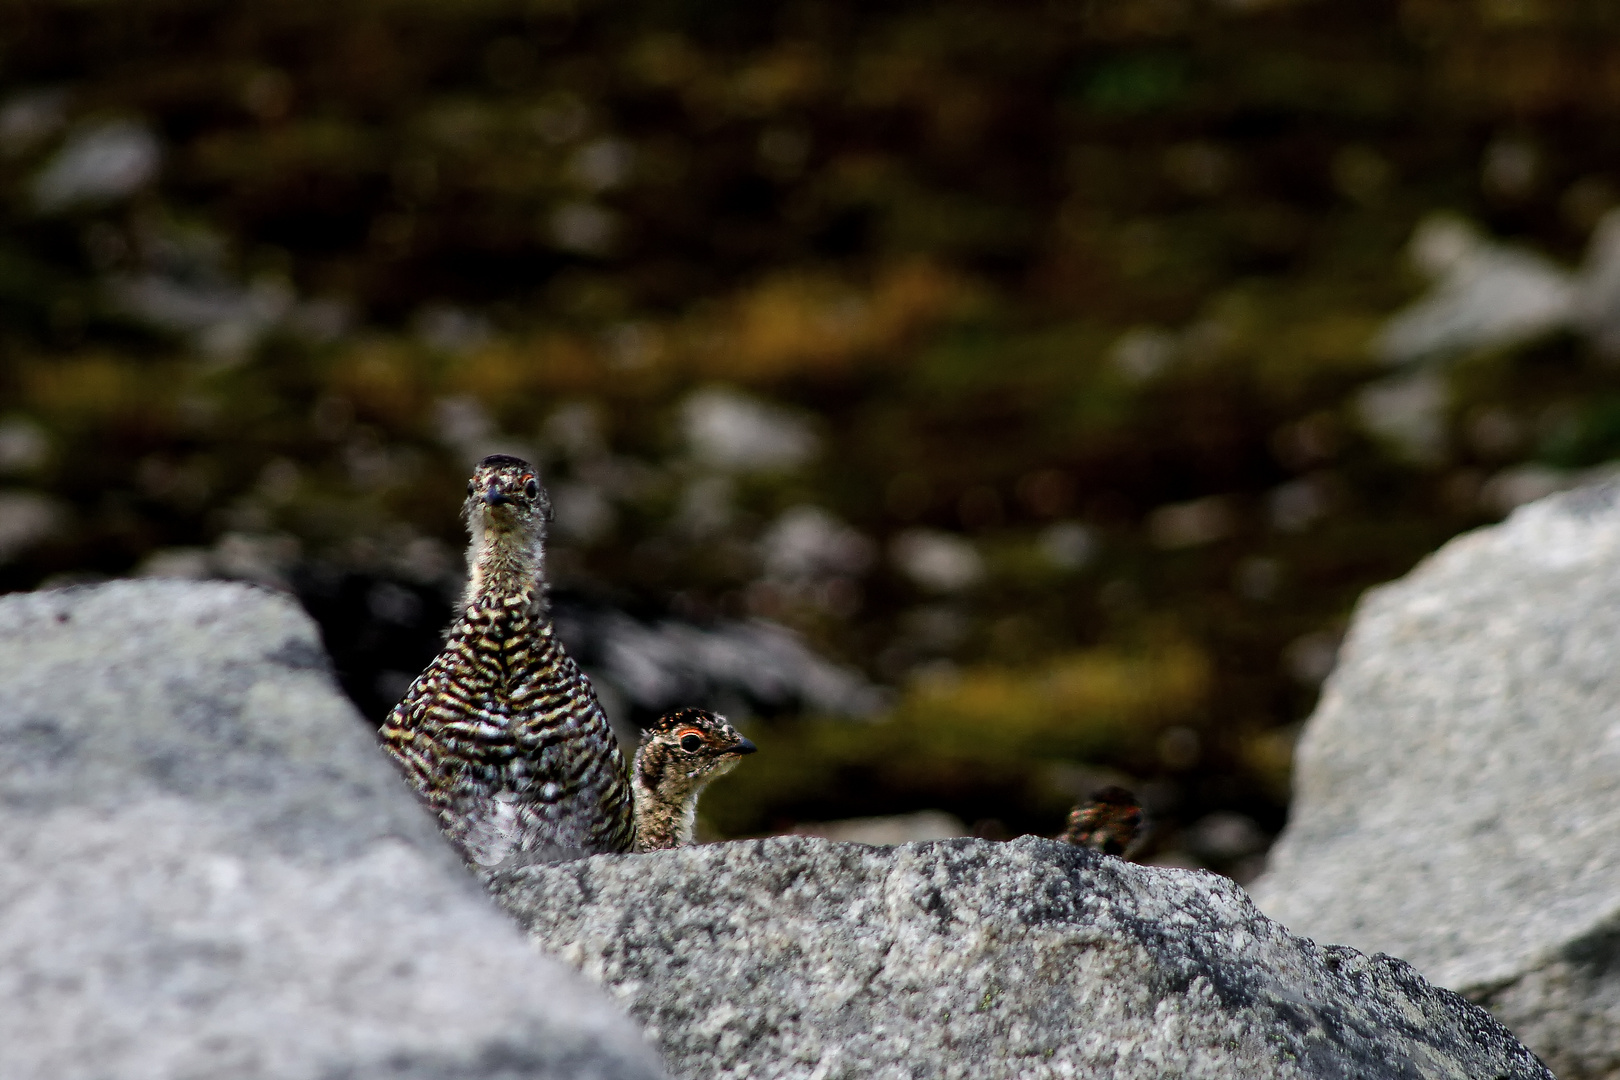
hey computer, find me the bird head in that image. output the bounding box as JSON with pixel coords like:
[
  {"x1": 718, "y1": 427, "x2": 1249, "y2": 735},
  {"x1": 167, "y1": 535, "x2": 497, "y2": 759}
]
[
  {"x1": 1064, "y1": 785, "x2": 1144, "y2": 857},
  {"x1": 464, "y1": 454, "x2": 554, "y2": 532},
  {"x1": 636, "y1": 707, "x2": 757, "y2": 793}
]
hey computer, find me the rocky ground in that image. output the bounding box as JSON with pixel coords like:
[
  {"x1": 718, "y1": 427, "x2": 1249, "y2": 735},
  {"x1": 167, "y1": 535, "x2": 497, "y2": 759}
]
[
  {"x1": 496, "y1": 835, "x2": 1549, "y2": 1080},
  {"x1": 0, "y1": 580, "x2": 663, "y2": 1080},
  {"x1": 0, "y1": 576, "x2": 1559, "y2": 1079}
]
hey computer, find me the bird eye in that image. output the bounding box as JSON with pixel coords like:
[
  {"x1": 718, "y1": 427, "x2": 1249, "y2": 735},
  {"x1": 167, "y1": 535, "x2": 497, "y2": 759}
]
[
  {"x1": 523, "y1": 476, "x2": 539, "y2": 499},
  {"x1": 678, "y1": 732, "x2": 703, "y2": 752}
]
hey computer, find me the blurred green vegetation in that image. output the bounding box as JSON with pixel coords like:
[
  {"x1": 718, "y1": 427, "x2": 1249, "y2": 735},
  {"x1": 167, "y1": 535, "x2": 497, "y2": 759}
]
[
  {"x1": 702, "y1": 638, "x2": 1211, "y2": 835},
  {"x1": 5, "y1": 0, "x2": 1620, "y2": 871}
]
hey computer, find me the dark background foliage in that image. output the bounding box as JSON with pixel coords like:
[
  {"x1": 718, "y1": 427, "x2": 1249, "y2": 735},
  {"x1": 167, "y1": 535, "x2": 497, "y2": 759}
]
[{"x1": 4, "y1": 0, "x2": 1620, "y2": 876}]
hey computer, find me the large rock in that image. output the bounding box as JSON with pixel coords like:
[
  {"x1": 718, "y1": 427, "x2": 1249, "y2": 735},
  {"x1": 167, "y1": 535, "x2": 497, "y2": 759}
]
[
  {"x1": 0, "y1": 580, "x2": 665, "y2": 1080},
  {"x1": 1252, "y1": 481, "x2": 1620, "y2": 1079},
  {"x1": 491, "y1": 835, "x2": 1550, "y2": 1079}
]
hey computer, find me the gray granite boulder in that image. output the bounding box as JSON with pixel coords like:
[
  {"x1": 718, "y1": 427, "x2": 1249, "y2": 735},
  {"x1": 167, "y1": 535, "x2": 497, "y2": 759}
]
[
  {"x1": 491, "y1": 834, "x2": 1550, "y2": 1080},
  {"x1": 1252, "y1": 481, "x2": 1620, "y2": 1079},
  {"x1": 0, "y1": 580, "x2": 665, "y2": 1080}
]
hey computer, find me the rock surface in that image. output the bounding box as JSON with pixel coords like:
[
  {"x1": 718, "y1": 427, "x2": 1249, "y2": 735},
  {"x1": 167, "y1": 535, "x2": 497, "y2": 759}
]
[
  {"x1": 0, "y1": 580, "x2": 665, "y2": 1080},
  {"x1": 492, "y1": 834, "x2": 1551, "y2": 1080},
  {"x1": 1251, "y1": 481, "x2": 1620, "y2": 1079}
]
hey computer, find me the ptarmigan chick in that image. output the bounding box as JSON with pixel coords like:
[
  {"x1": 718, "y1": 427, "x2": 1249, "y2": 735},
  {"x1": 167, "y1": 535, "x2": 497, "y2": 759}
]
[
  {"x1": 632, "y1": 707, "x2": 756, "y2": 851},
  {"x1": 1061, "y1": 785, "x2": 1145, "y2": 858},
  {"x1": 381, "y1": 454, "x2": 634, "y2": 868}
]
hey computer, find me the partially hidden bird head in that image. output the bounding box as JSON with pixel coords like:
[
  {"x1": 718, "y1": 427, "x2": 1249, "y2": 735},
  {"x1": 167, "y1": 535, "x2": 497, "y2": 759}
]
[
  {"x1": 1063, "y1": 785, "x2": 1144, "y2": 858},
  {"x1": 464, "y1": 454, "x2": 554, "y2": 533},
  {"x1": 636, "y1": 707, "x2": 758, "y2": 797}
]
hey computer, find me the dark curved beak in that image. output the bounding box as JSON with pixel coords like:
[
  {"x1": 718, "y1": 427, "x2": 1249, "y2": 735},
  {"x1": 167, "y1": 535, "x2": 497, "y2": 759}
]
[
  {"x1": 483, "y1": 486, "x2": 510, "y2": 506},
  {"x1": 731, "y1": 737, "x2": 758, "y2": 756}
]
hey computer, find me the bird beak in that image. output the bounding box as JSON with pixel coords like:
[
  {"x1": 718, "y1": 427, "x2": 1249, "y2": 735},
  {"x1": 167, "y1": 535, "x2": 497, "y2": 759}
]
[
  {"x1": 483, "y1": 486, "x2": 510, "y2": 507},
  {"x1": 731, "y1": 737, "x2": 758, "y2": 756}
]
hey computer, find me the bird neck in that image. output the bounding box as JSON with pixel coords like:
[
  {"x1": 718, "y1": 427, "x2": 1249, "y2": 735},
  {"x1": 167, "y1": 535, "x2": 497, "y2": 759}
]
[
  {"x1": 632, "y1": 748, "x2": 702, "y2": 851},
  {"x1": 463, "y1": 513, "x2": 547, "y2": 615}
]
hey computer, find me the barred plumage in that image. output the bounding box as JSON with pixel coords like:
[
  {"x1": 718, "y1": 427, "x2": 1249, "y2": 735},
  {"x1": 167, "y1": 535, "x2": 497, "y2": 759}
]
[{"x1": 381, "y1": 454, "x2": 634, "y2": 867}]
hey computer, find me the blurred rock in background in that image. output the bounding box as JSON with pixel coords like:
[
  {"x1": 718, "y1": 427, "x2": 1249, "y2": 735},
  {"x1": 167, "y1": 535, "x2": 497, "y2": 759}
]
[
  {"x1": 7, "y1": 0, "x2": 1620, "y2": 872},
  {"x1": 1252, "y1": 481, "x2": 1620, "y2": 1079},
  {"x1": 790, "y1": 810, "x2": 967, "y2": 845}
]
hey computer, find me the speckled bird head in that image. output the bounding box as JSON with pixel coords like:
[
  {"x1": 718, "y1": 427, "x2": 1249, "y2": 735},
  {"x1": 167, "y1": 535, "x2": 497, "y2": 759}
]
[
  {"x1": 1063, "y1": 785, "x2": 1144, "y2": 858},
  {"x1": 636, "y1": 708, "x2": 756, "y2": 794},
  {"x1": 464, "y1": 454, "x2": 553, "y2": 532},
  {"x1": 460, "y1": 454, "x2": 557, "y2": 606},
  {"x1": 632, "y1": 707, "x2": 757, "y2": 851}
]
